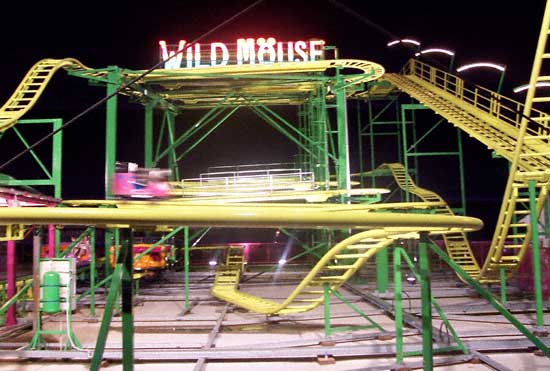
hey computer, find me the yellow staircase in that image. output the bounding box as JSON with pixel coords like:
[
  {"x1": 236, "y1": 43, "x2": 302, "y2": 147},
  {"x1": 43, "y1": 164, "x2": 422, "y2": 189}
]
[
  {"x1": 211, "y1": 229, "x2": 400, "y2": 315},
  {"x1": 383, "y1": 57, "x2": 550, "y2": 283}
]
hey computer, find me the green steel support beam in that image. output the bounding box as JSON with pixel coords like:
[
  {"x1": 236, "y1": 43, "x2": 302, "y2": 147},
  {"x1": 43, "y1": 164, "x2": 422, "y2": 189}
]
[
  {"x1": 323, "y1": 283, "x2": 331, "y2": 337},
  {"x1": 144, "y1": 102, "x2": 154, "y2": 168},
  {"x1": 398, "y1": 247, "x2": 467, "y2": 355},
  {"x1": 456, "y1": 129, "x2": 467, "y2": 215},
  {"x1": 429, "y1": 239, "x2": 550, "y2": 356},
  {"x1": 105, "y1": 67, "x2": 119, "y2": 199},
  {"x1": 247, "y1": 104, "x2": 317, "y2": 159},
  {"x1": 529, "y1": 180, "x2": 545, "y2": 329},
  {"x1": 120, "y1": 228, "x2": 134, "y2": 370},
  {"x1": 175, "y1": 106, "x2": 240, "y2": 162},
  {"x1": 279, "y1": 228, "x2": 322, "y2": 259},
  {"x1": 5, "y1": 119, "x2": 63, "y2": 197},
  {"x1": 331, "y1": 289, "x2": 384, "y2": 331},
  {"x1": 184, "y1": 226, "x2": 190, "y2": 311},
  {"x1": 155, "y1": 97, "x2": 235, "y2": 163},
  {"x1": 12, "y1": 127, "x2": 52, "y2": 179},
  {"x1": 90, "y1": 264, "x2": 122, "y2": 371},
  {"x1": 419, "y1": 237, "x2": 434, "y2": 371},
  {"x1": 51, "y1": 119, "x2": 62, "y2": 198},
  {"x1": 375, "y1": 247, "x2": 389, "y2": 294},
  {"x1": 165, "y1": 111, "x2": 180, "y2": 181},
  {"x1": 132, "y1": 227, "x2": 185, "y2": 263},
  {"x1": 335, "y1": 70, "x2": 350, "y2": 192},
  {"x1": 393, "y1": 247, "x2": 404, "y2": 364},
  {"x1": 89, "y1": 227, "x2": 97, "y2": 317},
  {"x1": 500, "y1": 268, "x2": 508, "y2": 306}
]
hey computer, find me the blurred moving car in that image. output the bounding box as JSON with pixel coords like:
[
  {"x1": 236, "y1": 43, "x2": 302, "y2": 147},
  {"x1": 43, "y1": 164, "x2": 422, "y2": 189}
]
[
  {"x1": 109, "y1": 243, "x2": 172, "y2": 272},
  {"x1": 112, "y1": 161, "x2": 171, "y2": 199}
]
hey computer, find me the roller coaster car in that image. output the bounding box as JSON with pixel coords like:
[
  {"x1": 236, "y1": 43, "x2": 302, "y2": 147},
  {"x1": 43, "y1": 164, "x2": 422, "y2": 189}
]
[
  {"x1": 112, "y1": 161, "x2": 171, "y2": 199},
  {"x1": 109, "y1": 243, "x2": 171, "y2": 272}
]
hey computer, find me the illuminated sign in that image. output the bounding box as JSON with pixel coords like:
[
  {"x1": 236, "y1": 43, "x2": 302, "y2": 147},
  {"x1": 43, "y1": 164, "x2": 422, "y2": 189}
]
[{"x1": 158, "y1": 38, "x2": 325, "y2": 69}]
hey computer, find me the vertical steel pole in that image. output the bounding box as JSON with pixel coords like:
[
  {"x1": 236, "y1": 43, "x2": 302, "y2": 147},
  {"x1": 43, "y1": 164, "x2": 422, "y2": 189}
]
[
  {"x1": 105, "y1": 67, "x2": 119, "y2": 198},
  {"x1": 419, "y1": 237, "x2": 434, "y2": 370},
  {"x1": 90, "y1": 264, "x2": 122, "y2": 371},
  {"x1": 90, "y1": 227, "x2": 96, "y2": 317},
  {"x1": 32, "y1": 232, "x2": 41, "y2": 336},
  {"x1": 104, "y1": 68, "x2": 118, "y2": 283},
  {"x1": 357, "y1": 100, "x2": 364, "y2": 185},
  {"x1": 6, "y1": 240, "x2": 16, "y2": 326},
  {"x1": 323, "y1": 283, "x2": 331, "y2": 337},
  {"x1": 120, "y1": 228, "x2": 134, "y2": 370},
  {"x1": 393, "y1": 248, "x2": 404, "y2": 363},
  {"x1": 500, "y1": 268, "x2": 508, "y2": 306},
  {"x1": 456, "y1": 129, "x2": 467, "y2": 215},
  {"x1": 52, "y1": 118, "x2": 63, "y2": 199},
  {"x1": 144, "y1": 102, "x2": 154, "y2": 168},
  {"x1": 335, "y1": 70, "x2": 350, "y2": 192},
  {"x1": 376, "y1": 248, "x2": 389, "y2": 294},
  {"x1": 400, "y1": 106, "x2": 410, "y2": 202},
  {"x1": 529, "y1": 180, "x2": 544, "y2": 328},
  {"x1": 184, "y1": 226, "x2": 190, "y2": 311}
]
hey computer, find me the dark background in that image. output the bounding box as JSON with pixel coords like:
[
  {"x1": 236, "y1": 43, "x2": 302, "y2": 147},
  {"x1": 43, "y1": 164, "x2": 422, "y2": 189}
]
[{"x1": 0, "y1": 0, "x2": 546, "y2": 240}]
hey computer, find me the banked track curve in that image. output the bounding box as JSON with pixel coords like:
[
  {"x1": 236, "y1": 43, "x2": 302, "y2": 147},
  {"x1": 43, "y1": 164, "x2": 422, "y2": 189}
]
[
  {"x1": 212, "y1": 229, "x2": 413, "y2": 315},
  {"x1": 0, "y1": 58, "x2": 90, "y2": 132}
]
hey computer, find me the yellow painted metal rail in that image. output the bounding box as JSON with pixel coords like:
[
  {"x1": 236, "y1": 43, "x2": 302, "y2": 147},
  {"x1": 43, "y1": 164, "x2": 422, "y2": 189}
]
[
  {"x1": 382, "y1": 61, "x2": 550, "y2": 282},
  {"x1": 0, "y1": 59, "x2": 89, "y2": 132},
  {"x1": 379, "y1": 163, "x2": 481, "y2": 280},
  {"x1": 212, "y1": 229, "x2": 406, "y2": 315}
]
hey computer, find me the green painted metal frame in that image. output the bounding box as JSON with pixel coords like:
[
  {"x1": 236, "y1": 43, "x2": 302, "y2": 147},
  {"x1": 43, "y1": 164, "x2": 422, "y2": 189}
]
[
  {"x1": 322, "y1": 285, "x2": 385, "y2": 336},
  {"x1": 399, "y1": 103, "x2": 467, "y2": 214},
  {"x1": 0, "y1": 119, "x2": 63, "y2": 197},
  {"x1": 393, "y1": 242, "x2": 468, "y2": 369},
  {"x1": 429, "y1": 237, "x2": 550, "y2": 356},
  {"x1": 90, "y1": 228, "x2": 134, "y2": 371}
]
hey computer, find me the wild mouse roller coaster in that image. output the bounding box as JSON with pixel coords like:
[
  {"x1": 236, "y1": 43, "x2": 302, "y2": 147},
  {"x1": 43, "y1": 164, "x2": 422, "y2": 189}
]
[{"x1": 1, "y1": 8, "x2": 550, "y2": 369}]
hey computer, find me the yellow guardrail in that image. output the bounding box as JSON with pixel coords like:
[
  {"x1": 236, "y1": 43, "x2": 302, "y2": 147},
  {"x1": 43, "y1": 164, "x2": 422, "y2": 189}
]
[{"x1": 400, "y1": 59, "x2": 550, "y2": 135}]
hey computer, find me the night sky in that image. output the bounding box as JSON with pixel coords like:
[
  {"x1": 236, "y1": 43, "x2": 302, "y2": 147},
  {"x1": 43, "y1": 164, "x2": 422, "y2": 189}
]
[{"x1": 0, "y1": 0, "x2": 547, "y2": 239}]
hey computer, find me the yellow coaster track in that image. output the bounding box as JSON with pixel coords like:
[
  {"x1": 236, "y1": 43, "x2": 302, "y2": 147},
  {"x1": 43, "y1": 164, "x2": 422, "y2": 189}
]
[
  {"x1": 0, "y1": 57, "x2": 384, "y2": 131},
  {"x1": 383, "y1": 60, "x2": 550, "y2": 282},
  {"x1": 0, "y1": 58, "x2": 89, "y2": 132},
  {"x1": 378, "y1": 163, "x2": 481, "y2": 280},
  {"x1": 212, "y1": 229, "x2": 408, "y2": 315}
]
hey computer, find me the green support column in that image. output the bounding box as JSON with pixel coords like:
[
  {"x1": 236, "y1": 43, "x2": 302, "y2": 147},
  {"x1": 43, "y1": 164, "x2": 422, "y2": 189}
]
[
  {"x1": 419, "y1": 237, "x2": 433, "y2": 371},
  {"x1": 334, "y1": 69, "x2": 350, "y2": 192},
  {"x1": 90, "y1": 227, "x2": 97, "y2": 317},
  {"x1": 500, "y1": 268, "x2": 508, "y2": 306},
  {"x1": 144, "y1": 102, "x2": 154, "y2": 168},
  {"x1": 165, "y1": 110, "x2": 180, "y2": 181},
  {"x1": 104, "y1": 229, "x2": 113, "y2": 277},
  {"x1": 323, "y1": 283, "x2": 331, "y2": 337},
  {"x1": 184, "y1": 226, "x2": 190, "y2": 312},
  {"x1": 52, "y1": 118, "x2": 63, "y2": 199},
  {"x1": 429, "y1": 239, "x2": 550, "y2": 355},
  {"x1": 375, "y1": 248, "x2": 389, "y2": 294},
  {"x1": 105, "y1": 67, "x2": 119, "y2": 199},
  {"x1": 90, "y1": 265, "x2": 122, "y2": 371},
  {"x1": 104, "y1": 68, "x2": 119, "y2": 281},
  {"x1": 528, "y1": 180, "x2": 545, "y2": 329},
  {"x1": 120, "y1": 228, "x2": 134, "y2": 370},
  {"x1": 393, "y1": 248, "x2": 404, "y2": 364}
]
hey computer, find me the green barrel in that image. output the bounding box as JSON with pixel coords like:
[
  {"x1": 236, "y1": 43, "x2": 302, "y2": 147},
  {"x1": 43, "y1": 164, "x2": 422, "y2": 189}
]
[{"x1": 42, "y1": 271, "x2": 61, "y2": 313}]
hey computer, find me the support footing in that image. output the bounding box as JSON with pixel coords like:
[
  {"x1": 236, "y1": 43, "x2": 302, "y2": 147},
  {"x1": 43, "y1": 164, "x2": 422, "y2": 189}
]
[{"x1": 317, "y1": 354, "x2": 335, "y2": 365}]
